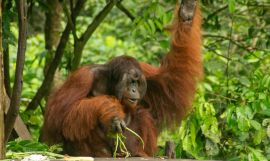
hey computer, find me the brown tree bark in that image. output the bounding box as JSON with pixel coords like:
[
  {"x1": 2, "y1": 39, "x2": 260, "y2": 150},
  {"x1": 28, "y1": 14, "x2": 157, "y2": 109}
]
[
  {"x1": 2, "y1": 0, "x2": 11, "y2": 97},
  {"x1": 43, "y1": 0, "x2": 63, "y2": 101},
  {"x1": 44, "y1": 0, "x2": 62, "y2": 74},
  {"x1": 0, "y1": 0, "x2": 6, "y2": 158},
  {"x1": 4, "y1": 0, "x2": 27, "y2": 143}
]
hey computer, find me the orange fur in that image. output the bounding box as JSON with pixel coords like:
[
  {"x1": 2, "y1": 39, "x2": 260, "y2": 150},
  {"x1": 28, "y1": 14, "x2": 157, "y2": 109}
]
[
  {"x1": 142, "y1": 5, "x2": 203, "y2": 128},
  {"x1": 139, "y1": 62, "x2": 159, "y2": 77},
  {"x1": 41, "y1": 2, "x2": 202, "y2": 157},
  {"x1": 41, "y1": 66, "x2": 94, "y2": 145},
  {"x1": 62, "y1": 96, "x2": 125, "y2": 141}
]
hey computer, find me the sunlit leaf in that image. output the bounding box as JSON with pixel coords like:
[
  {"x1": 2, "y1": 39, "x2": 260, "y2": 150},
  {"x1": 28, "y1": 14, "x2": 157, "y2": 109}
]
[
  {"x1": 253, "y1": 128, "x2": 266, "y2": 145},
  {"x1": 228, "y1": 0, "x2": 236, "y2": 13},
  {"x1": 250, "y1": 120, "x2": 261, "y2": 130},
  {"x1": 248, "y1": 147, "x2": 268, "y2": 161}
]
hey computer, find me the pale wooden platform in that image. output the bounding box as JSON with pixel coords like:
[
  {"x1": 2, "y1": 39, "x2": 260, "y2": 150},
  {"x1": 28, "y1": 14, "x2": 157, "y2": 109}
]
[
  {"x1": 94, "y1": 158, "x2": 221, "y2": 161},
  {"x1": 50, "y1": 158, "x2": 222, "y2": 161}
]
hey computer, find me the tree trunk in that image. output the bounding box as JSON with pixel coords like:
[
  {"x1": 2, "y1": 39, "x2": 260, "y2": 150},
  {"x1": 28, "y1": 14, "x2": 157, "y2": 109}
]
[
  {"x1": 4, "y1": 0, "x2": 27, "y2": 143},
  {"x1": 0, "y1": 0, "x2": 6, "y2": 157},
  {"x1": 43, "y1": 0, "x2": 63, "y2": 100},
  {"x1": 44, "y1": 0, "x2": 62, "y2": 74}
]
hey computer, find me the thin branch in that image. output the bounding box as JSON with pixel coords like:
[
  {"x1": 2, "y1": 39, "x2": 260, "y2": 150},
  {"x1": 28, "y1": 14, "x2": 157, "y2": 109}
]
[
  {"x1": 63, "y1": 0, "x2": 78, "y2": 40},
  {"x1": 72, "y1": 0, "x2": 86, "y2": 17},
  {"x1": 203, "y1": 34, "x2": 264, "y2": 60},
  {"x1": 71, "y1": 0, "x2": 118, "y2": 70},
  {"x1": 5, "y1": 0, "x2": 27, "y2": 142},
  {"x1": 204, "y1": 45, "x2": 232, "y2": 60},
  {"x1": 206, "y1": 92, "x2": 237, "y2": 101},
  {"x1": 204, "y1": 34, "x2": 248, "y2": 50},
  {"x1": 204, "y1": 5, "x2": 228, "y2": 22},
  {"x1": 116, "y1": 1, "x2": 135, "y2": 21},
  {"x1": 2, "y1": 0, "x2": 11, "y2": 97},
  {"x1": 26, "y1": 0, "x2": 86, "y2": 111},
  {"x1": 79, "y1": 0, "x2": 118, "y2": 44},
  {"x1": 225, "y1": 16, "x2": 233, "y2": 105},
  {"x1": 3, "y1": 45, "x2": 10, "y2": 97},
  {"x1": 69, "y1": 0, "x2": 74, "y2": 9}
]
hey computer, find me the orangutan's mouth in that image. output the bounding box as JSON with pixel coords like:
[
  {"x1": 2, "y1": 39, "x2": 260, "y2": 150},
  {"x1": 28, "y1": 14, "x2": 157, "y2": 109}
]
[{"x1": 128, "y1": 98, "x2": 138, "y2": 103}]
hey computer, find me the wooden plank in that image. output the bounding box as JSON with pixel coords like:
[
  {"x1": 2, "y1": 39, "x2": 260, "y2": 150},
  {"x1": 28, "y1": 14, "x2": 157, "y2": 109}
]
[
  {"x1": 5, "y1": 98, "x2": 31, "y2": 140},
  {"x1": 49, "y1": 159, "x2": 222, "y2": 161},
  {"x1": 15, "y1": 156, "x2": 223, "y2": 161},
  {"x1": 14, "y1": 115, "x2": 32, "y2": 140},
  {"x1": 61, "y1": 158, "x2": 222, "y2": 161},
  {"x1": 94, "y1": 158, "x2": 222, "y2": 161}
]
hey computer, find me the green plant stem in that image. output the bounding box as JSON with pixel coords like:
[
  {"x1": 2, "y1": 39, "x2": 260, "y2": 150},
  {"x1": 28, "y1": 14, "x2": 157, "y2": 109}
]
[
  {"x1": 112, "y1": 127, "x2": 145, "y2": 158},
  {"x1": 113, "y1": 134, "x2": 119, "y2": 158},
  {"x1": 125, "y1": 127, "x2": 145, "y2": 149}
]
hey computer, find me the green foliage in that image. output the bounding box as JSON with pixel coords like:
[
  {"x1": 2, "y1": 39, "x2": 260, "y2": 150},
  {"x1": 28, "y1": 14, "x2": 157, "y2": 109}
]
[
  {"x1": 5, "y1": 0, "x2": 270, "y2": 160},
  {"x1": 7, "y1": 140, "x2": 48, "y2": 152},
  {"x1": 159, "y1": 0, "x2": 270, "y2": 160},
  {"x1": 171, "y1": 67, "x2": 270, "y2": 160},
  {"x1": 6, "y1": 139, "x2": 62, "y2": 153},
  {"x1": 6, "y1": 140, "x2": 63, "y2": 159}
]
